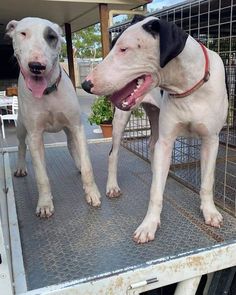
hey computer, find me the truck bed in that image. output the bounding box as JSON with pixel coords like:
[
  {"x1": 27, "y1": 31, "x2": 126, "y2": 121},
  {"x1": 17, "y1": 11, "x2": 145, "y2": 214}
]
[{"x1": 3, "y1": 142, "x2": 236, "y2": 294}]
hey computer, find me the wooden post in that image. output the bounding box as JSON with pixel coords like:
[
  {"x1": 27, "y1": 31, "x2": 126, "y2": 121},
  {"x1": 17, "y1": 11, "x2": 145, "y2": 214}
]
[
  {"x1": 64, "y1": 23, "x2": 76, "y2": 88},
  {"x1": 99, "y1": 3, "x2": 110, "y2": 58}
]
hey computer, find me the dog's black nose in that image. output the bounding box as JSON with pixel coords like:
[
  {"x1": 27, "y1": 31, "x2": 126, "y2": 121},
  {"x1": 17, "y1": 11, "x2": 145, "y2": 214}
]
[
  {"x1": 81, "y1": 80, "x2": 94, "y2": 94},
  {"x1": 28, "y1": 62, "x2": 46, "y2": 74}
]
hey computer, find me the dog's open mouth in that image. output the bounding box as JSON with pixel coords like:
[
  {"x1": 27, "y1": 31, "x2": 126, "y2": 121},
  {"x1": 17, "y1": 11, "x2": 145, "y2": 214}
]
[
  {"x1": 109, "y1": 74, "x2": 153, "y2": 111},
  {"x1": 25, "y1": 75, "x2": 47, "y2": 98}
]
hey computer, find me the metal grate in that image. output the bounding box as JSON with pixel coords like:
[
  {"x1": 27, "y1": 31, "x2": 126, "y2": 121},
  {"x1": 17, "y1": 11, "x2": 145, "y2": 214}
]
[
  {"x1": 8, "y1": 145, "x2": 236, "y2": 291},
  {"x1": 109, "y1": 0, "x2": 236, "y2": 216},
  {"x1": 122, "y1": 110, "x2": 151, "y2": 161}
]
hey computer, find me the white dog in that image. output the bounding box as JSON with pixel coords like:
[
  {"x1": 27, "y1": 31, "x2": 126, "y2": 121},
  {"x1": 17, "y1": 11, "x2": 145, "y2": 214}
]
[
  {"x1": 6, "y1": 17, "x2": 101, "y2": 217},
  {"x1": 82, "y1": 16, "x2": 228, "y2": 243}
]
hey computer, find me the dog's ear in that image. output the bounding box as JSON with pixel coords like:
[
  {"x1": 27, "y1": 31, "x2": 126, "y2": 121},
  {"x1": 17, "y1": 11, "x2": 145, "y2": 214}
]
[
  {"x1": 111, "y1": 14, "x2": 146, "y2": 49},
  {"x1": 6, "y1": 20, "x2": 18, "y2": 38},
  {"x1": 142, "y1": 19, "x2": 188, "y2": 68},
  {"x1": 130, "y1": 14, "x2": 146, "y2": 25}
]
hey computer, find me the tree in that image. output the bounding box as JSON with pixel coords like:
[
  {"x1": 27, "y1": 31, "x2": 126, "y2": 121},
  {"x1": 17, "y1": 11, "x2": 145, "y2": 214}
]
[{"x1": 73, "y1": 24, "x2": 102, "y2": 59}]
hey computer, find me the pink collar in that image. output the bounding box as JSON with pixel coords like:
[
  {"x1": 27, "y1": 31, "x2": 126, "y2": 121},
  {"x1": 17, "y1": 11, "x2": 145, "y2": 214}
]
[{"x1": 169, "y1": 42, "x2": 210, "y2": 98}]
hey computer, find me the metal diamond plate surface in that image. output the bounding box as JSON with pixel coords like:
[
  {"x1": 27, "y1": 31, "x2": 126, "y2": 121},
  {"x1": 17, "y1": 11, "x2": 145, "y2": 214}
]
[{"x1": 9, "y1": 143, "x2": 236, "y2": 290}]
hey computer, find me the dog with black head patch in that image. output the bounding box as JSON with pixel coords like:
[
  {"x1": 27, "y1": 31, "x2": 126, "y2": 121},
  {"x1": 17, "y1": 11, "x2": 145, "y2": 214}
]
[{"x1": 82, "y1": 16, "x2": 228, "y2": 244}]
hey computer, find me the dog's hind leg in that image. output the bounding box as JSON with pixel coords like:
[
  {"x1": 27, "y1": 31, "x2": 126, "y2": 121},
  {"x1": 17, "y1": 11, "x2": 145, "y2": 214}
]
[
  {"x1": 69, "y1": 124, "x2": 101, "y2": 207},
  {"x1": 200, "y1": 135, "x2": 223, "y2": 227},
  {"x1": 106, "y1": 108, "x2": 131, "y2": 198},
  {"x1": 14, "y1": 121, "x2": 28, "y2": 177},
  {"x1": 65, "y1": 127, "x2": 81, "y2": 172}
]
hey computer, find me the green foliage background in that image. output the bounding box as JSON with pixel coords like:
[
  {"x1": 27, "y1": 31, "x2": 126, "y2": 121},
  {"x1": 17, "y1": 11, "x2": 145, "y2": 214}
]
[{"x1": 60, "y1": 24, "x2": 102, "y2": 60}]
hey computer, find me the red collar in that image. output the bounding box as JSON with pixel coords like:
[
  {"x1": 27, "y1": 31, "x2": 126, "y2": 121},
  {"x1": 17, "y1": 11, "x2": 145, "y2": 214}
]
[{"x1": 169, "y1": 42, "x2": 210, "y2": 98}]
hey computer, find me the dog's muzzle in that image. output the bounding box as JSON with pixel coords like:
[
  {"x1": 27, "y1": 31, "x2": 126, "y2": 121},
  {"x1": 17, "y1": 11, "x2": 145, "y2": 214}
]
[
  {"x1": 28, "y1": 62, "x2": 46, "y2": 75},
  {"x1": 81, "y1": 79, "x2": 94, "y2": 94}
]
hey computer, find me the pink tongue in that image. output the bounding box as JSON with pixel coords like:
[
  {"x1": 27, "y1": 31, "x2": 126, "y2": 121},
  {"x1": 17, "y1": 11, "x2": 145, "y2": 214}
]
[{"x1": 26, "y1": 76, "x2": 47, "y2": 98}]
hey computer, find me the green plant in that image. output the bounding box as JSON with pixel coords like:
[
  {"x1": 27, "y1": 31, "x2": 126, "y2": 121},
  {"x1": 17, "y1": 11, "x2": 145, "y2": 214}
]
[
  {"x1": 88, "y1": 96, "x2": 114, "y2": 125},
  {"x1": 88, "y1": 96, "x2": 145, "y2": 126},
  {"x1": 131, "y1": 107, "x2": 144, "y2": 118}
]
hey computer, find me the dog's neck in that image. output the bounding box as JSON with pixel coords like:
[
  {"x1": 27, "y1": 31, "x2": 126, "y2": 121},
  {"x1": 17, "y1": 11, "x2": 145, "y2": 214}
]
[
  {"x1": 43, "y1": 65, "x2": 62, "y2": 95},
  {"x1": 159, "y1": 37, "x2": 209, "y2": 97},
  {"x1": 47, "y1": 62, "x2": 61, "y2": 87}
]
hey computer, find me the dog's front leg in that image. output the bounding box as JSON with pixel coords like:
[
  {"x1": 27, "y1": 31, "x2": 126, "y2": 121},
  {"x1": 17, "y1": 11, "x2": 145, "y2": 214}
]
[
  {"x1": 133, "y1": 137, "x2": 175, "y2": 243},
  {"x1": 27, "y1": 133, "x2": 54, "y2": 218},
  {"x1": 70, "y1": 125, "x2": 101, "y2": 207},
  {"x1": 200, "y1": 135, "x2": 223, "y2": 227},
  {"x1": 106, "y1": 108, "x2": 131, "y2": 197}
]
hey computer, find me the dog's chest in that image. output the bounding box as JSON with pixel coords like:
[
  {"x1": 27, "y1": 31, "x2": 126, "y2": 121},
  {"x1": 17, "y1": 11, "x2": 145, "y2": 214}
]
[
  {"x1": 177, "y1": 122, "x2": 209, "y2": 138},
  {"x1": 39, "y1": 111, "x2": 70, "y2": 132},
  {"x1": 167, "y1": 98, "x2": 212, "y2": 138}
]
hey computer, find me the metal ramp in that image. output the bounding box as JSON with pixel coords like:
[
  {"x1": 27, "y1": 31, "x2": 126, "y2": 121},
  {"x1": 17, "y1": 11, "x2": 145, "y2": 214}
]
[{"x1": 1, "y1": 142, "x2": 236, "y2": 294}]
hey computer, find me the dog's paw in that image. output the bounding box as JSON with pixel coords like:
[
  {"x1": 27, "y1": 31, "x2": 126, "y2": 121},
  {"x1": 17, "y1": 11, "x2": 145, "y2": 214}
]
[
  {"x1": 106, "y1": 186, "x2": 122, "y2": 198},
  {"x1": 133, "y1": 220, "x2": 160, "y2": 244},
  {"x1": 14, "y1": 168, "x2": 27, "y2": 177},
  {"x1": 36, "y1": 198, "x2": 54, "y2": 218},
  {"x1": 201, "y1": 205, "x2": 223, "y2": 228},
  {"x1": 85, "y1": 186, "x2": 101, "y2": 207}
]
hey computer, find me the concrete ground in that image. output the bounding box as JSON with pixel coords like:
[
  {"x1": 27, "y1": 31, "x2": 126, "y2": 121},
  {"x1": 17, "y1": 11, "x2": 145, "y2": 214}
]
[{"x1": 0, "y1": 88, "x2": 104, "y2": 148}]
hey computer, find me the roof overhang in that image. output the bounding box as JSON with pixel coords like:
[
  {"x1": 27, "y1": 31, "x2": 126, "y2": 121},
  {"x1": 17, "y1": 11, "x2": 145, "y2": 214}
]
[{"x1": 0, "y1": 0, "x2": 150, "y2": 44}]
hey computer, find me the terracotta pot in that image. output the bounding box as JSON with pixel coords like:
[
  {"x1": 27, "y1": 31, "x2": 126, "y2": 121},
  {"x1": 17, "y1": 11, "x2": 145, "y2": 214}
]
[{"x1": 100, "y1": 123, "x2": 113, "y2": 138}]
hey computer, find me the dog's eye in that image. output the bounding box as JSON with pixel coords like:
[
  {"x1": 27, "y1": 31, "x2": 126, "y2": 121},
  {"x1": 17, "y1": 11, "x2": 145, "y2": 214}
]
[
  {"x1": 120, "y1": 48, "x2": 128, "y2": 53},
  {"x1": 44, "y1": 27, "x2": 59, "y2": 47},
  {"x1": 20, "y1": 32, "x2": 26, "y2": 37},
  {"x1": 48, "y1": 34, "x2": 57, "y2": 41}
]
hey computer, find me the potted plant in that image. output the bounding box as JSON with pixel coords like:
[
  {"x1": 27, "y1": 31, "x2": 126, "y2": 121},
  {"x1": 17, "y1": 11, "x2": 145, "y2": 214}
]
[{"x1": 88, "y1": 95, "x2": 114, "y2": 137}]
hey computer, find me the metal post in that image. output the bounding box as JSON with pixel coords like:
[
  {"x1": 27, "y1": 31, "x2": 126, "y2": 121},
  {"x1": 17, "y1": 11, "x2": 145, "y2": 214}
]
[
  {"x1": 65, "y1": 23, "x2": 76, "y2": 88},
  {"x1": 174, "y1": 276, "x2": 202, "y2": 295}
]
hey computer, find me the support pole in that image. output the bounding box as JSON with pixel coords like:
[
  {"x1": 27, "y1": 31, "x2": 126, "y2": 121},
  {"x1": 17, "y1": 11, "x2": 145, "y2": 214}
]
[
  {"x1": 174, "y1": 276, "x2": 202, "y2": 295},
  {"x1": 65, "y1": 23, "x2": 76, "y2": 88},
  {"x1": 99, "y1": 3, "x2": 110, "y2": 58}
]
